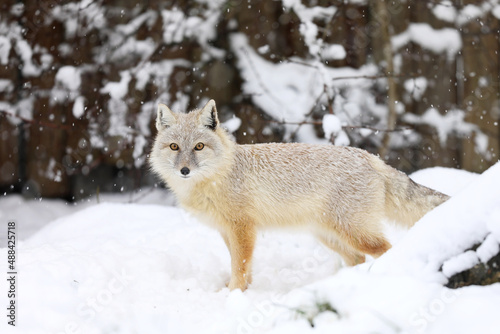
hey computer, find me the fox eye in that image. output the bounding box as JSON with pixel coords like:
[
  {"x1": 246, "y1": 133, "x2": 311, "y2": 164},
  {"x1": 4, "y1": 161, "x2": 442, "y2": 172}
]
[
  {"x1": 194, "y1": 142, "x2": 204, "y2": 151},
  {"x1": 170, "y1": 143, "x2": 179, "y2": 151}
]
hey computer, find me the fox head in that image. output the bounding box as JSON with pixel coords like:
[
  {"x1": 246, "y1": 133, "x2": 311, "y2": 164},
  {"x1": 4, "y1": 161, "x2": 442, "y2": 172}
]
[{"x1": 150, "y1": 99, "x2": 235, "y2": 188}]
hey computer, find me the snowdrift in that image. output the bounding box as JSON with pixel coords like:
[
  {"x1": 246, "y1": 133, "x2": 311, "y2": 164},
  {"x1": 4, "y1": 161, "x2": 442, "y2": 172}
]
[{"x1": 1, "y1": 164, "x2": 499, "y2": 334}]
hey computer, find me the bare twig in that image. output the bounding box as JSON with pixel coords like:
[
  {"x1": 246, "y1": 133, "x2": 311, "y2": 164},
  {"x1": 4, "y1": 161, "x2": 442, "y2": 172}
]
[
  {"x1": 277, "y1": 59, "x2": 414, "y2": 83},
  {"x1": 289, "y1": 88, "x2": 326, "y2": 140},
  {"x1": 330, "y1": 73, "x2": 408, "y2": 81},
  {"x1": 342, "y1": 125, "x2": 412, "y2": 133},
  {"x1": 266, "y1": 119, "x2": 413, "y2": 133}
]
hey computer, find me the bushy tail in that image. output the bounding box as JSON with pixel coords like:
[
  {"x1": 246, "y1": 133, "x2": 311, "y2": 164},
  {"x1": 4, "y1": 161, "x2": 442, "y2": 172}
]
[{"x1": 371, "y1": 157, "x2": 450, "y2": 227}]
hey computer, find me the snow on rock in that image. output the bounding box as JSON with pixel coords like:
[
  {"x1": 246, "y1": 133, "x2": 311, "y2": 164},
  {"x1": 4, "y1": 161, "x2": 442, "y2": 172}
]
[
  {"x1": 373, "y1": 162, "x2": 500, "y2": 281},
  {"x1": 441, "y1": 250, "x2": 479, "y2": 278},
  {"x1": 476, "y1": 233, "x2": 500, "y2": 263},
  {"x1": 487, "y1": 208, "x2": 500, "y2": 241},
  {"x1": 392, "y1": 23, "x2": 462, "y2": 60}
]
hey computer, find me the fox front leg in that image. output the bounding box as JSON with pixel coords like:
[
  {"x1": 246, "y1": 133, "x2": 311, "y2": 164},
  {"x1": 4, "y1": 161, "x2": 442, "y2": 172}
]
[
  {"x1": 225, "y1": 223, "x2": 256, "y2": 291},
  {"x1": 220, "y1": 231, "x2": 254, "y2": 288}
]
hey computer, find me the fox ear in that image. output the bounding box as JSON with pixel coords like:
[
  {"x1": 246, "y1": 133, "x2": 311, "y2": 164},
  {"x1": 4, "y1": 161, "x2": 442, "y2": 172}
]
[
  {"x1": 156, "y1": 103, "x2": 177, "y2": 131},
  {"x1": 199, "y1": 99, "x2": 219, "y2": 131}
]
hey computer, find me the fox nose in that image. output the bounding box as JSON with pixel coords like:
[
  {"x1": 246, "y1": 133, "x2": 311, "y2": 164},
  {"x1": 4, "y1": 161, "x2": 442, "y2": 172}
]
[{"x1": 180, "y1": 167, "x2": 190, "y2": 176}]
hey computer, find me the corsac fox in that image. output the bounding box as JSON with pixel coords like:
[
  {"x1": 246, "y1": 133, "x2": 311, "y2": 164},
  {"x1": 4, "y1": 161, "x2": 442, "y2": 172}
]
[{"x1": 149, "y1": 99, "x2": 449, "y2": 291}]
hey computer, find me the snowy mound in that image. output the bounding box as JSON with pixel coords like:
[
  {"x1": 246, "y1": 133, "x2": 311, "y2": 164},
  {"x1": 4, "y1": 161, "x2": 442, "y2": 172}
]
[
  {"x1": 1, "y1": 165, "x2": 499, "y2": 333},
  {"x1": 290, "y1": 162, "x2": 500, "y2": 333}
]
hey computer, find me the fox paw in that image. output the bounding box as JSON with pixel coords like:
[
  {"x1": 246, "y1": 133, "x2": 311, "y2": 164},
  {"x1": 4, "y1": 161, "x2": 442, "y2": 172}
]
[{"x1": 227, "y1": 279, "x2": 248, "y2": 291}]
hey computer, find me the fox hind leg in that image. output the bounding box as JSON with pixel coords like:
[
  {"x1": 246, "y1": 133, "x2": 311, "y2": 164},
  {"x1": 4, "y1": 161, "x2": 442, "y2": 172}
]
[
  {"x1": 315, "y1": 232, "x2": 366, "y2": 266},
  {"x1": 340, "y1": 220, "x2": 392, "y2": 258},
  {"x1": 320, "y1": 214, "x2": 392, "y2": 261}
]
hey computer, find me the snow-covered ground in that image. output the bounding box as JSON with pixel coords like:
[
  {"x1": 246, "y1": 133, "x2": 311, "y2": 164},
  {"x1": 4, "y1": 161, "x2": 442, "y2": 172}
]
[{"x1": 1, "y1": 164, "x2": 499, "y2": 334}]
